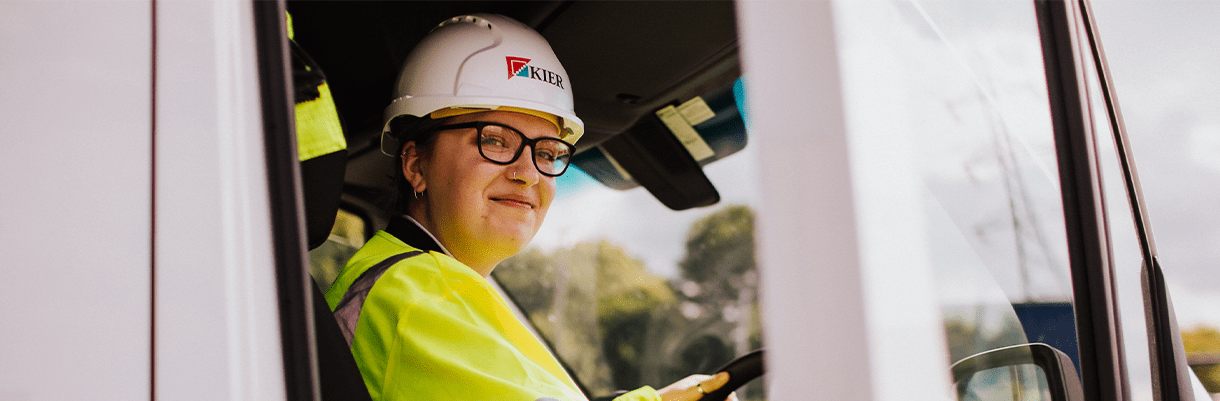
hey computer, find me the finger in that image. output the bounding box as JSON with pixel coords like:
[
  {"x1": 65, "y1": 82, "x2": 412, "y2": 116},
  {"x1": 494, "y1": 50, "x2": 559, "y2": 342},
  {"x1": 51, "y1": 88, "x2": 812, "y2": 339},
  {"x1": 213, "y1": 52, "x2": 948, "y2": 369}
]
[
  {"x1": 700, "y1": 372, "x2": 730, "y2": 393},
  {"x1": 659, "y1": 385, "x2": 702, "y2": 401},
  {"x1": 659, "y1": 372, "x2": 731, "y2": 401}
]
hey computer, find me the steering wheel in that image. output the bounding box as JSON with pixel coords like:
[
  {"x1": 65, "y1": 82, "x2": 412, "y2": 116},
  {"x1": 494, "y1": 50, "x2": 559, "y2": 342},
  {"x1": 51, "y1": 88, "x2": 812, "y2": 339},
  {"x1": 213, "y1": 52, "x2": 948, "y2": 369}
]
[
  {"x1": 592, "y1": 349, "x2": 765, "y2": 401},
  {"x1": 701, "y1": 349, "x2": 765, "y2": 401}
]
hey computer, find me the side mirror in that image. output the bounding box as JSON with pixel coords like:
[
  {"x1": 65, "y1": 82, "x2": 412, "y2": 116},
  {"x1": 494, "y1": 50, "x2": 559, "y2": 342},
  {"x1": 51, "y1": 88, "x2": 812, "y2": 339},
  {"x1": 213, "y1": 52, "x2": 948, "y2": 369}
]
[{"x1": 951, "y1": 343, "x2": 1084, "y2": 401}]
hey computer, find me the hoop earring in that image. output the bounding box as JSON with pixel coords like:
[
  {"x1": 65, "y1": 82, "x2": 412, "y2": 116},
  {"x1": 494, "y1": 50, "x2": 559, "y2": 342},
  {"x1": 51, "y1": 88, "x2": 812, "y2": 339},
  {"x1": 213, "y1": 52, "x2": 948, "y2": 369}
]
[{"x1": 413, "y1": 190, "x2": 420, "y2": 199}]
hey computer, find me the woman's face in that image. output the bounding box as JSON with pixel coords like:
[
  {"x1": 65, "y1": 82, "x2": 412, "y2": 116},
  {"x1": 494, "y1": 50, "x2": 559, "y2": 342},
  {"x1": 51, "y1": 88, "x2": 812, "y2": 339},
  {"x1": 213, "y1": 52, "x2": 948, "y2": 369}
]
[{"x1": 407, "y1": 110, "x2": 560, "y2": 274}]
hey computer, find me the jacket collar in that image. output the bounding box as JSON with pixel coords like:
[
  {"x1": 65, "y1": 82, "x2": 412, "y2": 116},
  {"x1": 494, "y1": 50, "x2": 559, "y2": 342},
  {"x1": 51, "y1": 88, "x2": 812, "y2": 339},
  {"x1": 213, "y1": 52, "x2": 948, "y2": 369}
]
[{"x1": 385, "y1": 215, "x2": 451, "y2": 256}]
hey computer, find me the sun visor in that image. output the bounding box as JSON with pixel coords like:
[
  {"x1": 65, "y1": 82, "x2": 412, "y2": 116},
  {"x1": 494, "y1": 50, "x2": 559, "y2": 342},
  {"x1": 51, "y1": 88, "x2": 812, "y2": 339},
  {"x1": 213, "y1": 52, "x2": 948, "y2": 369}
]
[{"x1": 570, "y1": 78, "x2": 748, "y2": 210}]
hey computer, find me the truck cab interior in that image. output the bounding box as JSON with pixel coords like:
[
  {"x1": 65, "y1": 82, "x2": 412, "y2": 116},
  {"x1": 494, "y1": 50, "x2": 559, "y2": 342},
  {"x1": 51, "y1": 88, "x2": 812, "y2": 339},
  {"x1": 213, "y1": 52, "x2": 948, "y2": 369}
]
[
  {"x1": 5, "y1": 1, "x2": 1215, "y2": 399},
  {"x1": 288, "y1": 1, "x2": 742, "y2": 218},
  {"x1": 286, "y1": 2, "x2": 756, "y2": 400}
]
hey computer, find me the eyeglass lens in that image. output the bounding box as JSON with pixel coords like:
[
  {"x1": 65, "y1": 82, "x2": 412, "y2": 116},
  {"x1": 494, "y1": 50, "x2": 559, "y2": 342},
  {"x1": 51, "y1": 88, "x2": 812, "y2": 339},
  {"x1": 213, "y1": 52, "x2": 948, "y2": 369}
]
[{"x1": 477, "y1": 124, "x2": 573, "y2": 176}]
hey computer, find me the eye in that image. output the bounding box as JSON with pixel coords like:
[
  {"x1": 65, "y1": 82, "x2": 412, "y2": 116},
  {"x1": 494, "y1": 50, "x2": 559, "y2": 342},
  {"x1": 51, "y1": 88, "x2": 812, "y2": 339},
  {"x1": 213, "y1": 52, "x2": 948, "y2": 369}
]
[
  {"x1": 535, "y1": 142, "x2": 571, "y2": 163},
  {"x1": 479, "y1": 132, "x2": 512, "y2": 150},
  {"x1": 536, "y1": 149, "x2": 557, "y2": 162}
]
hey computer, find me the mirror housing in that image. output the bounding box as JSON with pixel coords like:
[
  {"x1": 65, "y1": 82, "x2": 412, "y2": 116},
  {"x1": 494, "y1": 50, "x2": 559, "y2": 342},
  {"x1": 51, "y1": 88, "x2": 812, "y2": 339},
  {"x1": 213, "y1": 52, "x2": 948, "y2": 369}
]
[{"x1": 951, "y1": 343, "x2": 1084, "y2": 401}]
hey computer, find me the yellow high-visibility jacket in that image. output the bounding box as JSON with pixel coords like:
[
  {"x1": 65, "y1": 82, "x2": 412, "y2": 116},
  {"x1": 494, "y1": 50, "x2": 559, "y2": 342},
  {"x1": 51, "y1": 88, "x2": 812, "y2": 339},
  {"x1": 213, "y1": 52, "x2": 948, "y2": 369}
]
[{"x1": 325, "y1": 216, "x2": 661, "y2": 401}]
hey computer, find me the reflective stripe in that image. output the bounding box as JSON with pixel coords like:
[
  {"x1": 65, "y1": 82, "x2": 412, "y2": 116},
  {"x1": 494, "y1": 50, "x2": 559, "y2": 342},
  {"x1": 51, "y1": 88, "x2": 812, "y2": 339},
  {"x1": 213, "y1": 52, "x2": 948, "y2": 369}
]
[
  {"x1": 332, "y1": 250, "x2": 422, "y2": 346},
  {"x1": 286, "y1": 11, "x2": 294, "y2": 40},
  {"x1": 295, "y1": 82, "x2": 347, "y2": 161},
  {"x1": 287, "y1": 11, "x2": 346, "y2": 162},
  {"x1": 324, "y1": 229, "x2": 665, "y2": 400}
]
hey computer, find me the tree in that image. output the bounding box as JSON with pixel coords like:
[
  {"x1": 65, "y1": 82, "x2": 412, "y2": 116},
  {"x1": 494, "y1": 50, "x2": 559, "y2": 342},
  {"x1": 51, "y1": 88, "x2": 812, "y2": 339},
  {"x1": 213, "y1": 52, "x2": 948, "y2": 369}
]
[
  {"x1": 664, "y1": 205, "x2": 765, "y2": 400},
  {"x1": 495, "y1": 205, "x2": 764, "y2": 397},
  {"x1": 591, "y1": 241, "x2": 676, "y2": 389},
  {"x1": 494, "y1": 240, "x2": 675, "y2": 394},
  {"x1": 679, "y1": 205, "x2": 756, "y2": 285},
  {"x1": 1181, "y1": 325, "x2": 1220, "y2": 394},
  {"x1": 675, "y1": 205, "x2": 761, "y2": 353}
]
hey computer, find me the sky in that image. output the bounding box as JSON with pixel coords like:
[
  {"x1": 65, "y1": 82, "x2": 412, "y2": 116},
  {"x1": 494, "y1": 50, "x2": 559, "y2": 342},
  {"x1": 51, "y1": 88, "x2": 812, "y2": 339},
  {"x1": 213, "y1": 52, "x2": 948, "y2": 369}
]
[{"x1": 1090, "y1": 1, "x2": 1220, "y2": 330}]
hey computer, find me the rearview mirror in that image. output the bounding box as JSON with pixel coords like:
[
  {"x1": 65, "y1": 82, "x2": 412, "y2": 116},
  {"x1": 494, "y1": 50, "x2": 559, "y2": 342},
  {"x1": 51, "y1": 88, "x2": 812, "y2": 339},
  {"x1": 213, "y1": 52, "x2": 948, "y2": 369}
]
[{"x1": 950, "y1": 343, "x2": 1084, "y2": 401}]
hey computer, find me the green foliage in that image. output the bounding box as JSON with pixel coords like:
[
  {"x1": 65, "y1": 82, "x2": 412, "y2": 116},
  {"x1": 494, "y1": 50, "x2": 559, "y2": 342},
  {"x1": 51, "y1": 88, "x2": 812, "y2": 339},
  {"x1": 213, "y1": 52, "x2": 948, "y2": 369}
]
[
  {"x1": 1181, "y1": 325, "x2": 1220, "y2": 393},
  {"x1": 493, "y1": 204, "x2": 764, "y2": 398},
  {"x1": 942, "y1": 309, "x2": 1027, "y2": 364},
  {"x1": 675, "y1": 205, "x2": 760, "y2": 342},
  {"x1": 672, "y1": 205, "x2": 765, "y2": 401},
  {"x1": 1182, "y1": 326, "x2": 1220, "y2": 353},
  {"x1": 496, "y1": 247, "x2": 558, "y2": 312},
  {"x1": 307, "y1": 209, "x2": 367, "y2": 292},
  {"x1": 679, "y1": 205, "x2": 756, "y2": 284},
  {"x1": 593, "y1": 241, "x2": 676, "y2": 327},
  {"x1": 495, "y1": 240, "x2": 676, "y2": 394}
]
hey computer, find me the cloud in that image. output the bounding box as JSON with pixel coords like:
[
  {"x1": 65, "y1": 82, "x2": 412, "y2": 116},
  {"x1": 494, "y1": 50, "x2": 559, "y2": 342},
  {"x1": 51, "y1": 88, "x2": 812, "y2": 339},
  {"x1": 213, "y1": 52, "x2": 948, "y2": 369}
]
[
  {"x1": 1189, "y1": 124, "x2": 1220, "y2": 173},
  {"x1": 1168, "y1": 279, "x2": 1220, "y2": 329}
]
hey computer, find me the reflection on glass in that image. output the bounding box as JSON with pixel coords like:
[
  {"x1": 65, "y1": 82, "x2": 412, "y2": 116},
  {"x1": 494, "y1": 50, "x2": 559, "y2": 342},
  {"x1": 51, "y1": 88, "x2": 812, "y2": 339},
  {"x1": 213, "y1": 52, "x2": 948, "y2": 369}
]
[
  {"x1": 836, "y1": 0, "x2": 1077, "y2": 379},
  {"x1": 958, "y1": 365, "x2": 1052, "y2": 401}
]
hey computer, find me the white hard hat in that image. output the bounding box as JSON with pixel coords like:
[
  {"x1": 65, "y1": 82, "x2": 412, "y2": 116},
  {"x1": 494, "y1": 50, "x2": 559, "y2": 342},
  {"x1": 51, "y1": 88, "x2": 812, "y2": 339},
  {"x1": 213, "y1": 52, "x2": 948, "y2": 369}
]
[{"x1": 383, "y1": 14, "x2": 584, "y2": 144}]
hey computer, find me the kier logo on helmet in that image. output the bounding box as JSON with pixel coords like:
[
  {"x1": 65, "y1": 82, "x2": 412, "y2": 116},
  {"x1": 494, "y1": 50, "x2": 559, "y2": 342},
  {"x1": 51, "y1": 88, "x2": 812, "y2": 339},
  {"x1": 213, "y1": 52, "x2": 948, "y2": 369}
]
[{"x1": 505, "y1": 56, "x2": 564, "y2": 89}]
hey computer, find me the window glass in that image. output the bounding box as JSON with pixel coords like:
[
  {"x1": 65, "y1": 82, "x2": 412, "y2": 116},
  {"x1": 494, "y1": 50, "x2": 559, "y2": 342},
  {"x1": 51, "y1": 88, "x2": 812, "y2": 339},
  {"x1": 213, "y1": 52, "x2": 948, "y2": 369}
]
[
  {"x1": 833, "y1": 0, "x2": 1075, "y2": 397},
  {"x1": 309, "y1": 208, "x2": 367, "y2": 293},
  {"x1": 494, "y1": 143, "x2": 764, "y2": 398},
  {"x1": 1088, "y1": 3, "x2": 1220, "y2": 398},
  {"x1": 1084, "y1": 51, "x2": 1157, "y2": 399}
]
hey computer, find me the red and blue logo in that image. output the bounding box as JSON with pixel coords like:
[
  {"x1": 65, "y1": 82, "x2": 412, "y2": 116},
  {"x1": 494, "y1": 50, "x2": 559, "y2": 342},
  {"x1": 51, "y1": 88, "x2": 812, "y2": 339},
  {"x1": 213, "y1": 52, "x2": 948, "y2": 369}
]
[{"x1": 505, "y1": 56, "x2": 564, "y2": 89}]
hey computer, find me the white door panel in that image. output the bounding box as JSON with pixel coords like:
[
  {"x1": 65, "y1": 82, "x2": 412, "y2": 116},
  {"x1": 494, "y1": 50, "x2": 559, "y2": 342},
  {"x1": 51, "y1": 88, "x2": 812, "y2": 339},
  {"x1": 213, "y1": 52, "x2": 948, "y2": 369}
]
[
  {"x1": 0, "y1": 1, "x2": 152, "y2": 400},
  {"x1": 154, "y1": 1, "x2": 286, "y2": 399}
]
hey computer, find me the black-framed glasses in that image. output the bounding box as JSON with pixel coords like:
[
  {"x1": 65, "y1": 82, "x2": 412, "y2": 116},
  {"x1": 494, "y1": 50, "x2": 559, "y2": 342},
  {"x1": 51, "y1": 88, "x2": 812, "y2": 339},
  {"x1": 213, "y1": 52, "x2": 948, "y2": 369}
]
[{"x1": 434, "y1": 121, "x2": 576, "y2": 177}]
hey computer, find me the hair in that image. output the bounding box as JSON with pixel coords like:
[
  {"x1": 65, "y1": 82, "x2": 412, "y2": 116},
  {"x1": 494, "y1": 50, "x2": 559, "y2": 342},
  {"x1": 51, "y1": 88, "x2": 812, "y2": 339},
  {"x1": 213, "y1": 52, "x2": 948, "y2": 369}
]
[{"x1": 382, "y1": 115, "x2": 448, "y2": 219}]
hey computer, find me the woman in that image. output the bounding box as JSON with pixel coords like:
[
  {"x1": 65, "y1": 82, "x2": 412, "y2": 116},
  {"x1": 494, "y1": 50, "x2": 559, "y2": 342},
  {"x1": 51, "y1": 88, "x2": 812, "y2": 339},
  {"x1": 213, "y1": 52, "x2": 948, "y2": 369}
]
[{"x1": 324, "y1": 13, "x2": 733, "y2": 401}]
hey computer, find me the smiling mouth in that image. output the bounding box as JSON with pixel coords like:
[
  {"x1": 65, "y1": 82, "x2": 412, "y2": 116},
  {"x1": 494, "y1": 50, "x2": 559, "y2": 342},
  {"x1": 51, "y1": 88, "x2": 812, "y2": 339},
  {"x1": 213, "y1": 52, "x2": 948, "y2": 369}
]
[{"x1": 491, "y1": 197, "x2": 535, "y2": 209}]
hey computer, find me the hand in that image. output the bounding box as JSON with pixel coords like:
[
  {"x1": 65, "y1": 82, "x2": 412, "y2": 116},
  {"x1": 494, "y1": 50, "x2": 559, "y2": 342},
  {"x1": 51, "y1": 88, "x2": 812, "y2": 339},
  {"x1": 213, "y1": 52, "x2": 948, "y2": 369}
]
[{"x1": 656, "y1": 372, "x2": 738, "y2": 401}]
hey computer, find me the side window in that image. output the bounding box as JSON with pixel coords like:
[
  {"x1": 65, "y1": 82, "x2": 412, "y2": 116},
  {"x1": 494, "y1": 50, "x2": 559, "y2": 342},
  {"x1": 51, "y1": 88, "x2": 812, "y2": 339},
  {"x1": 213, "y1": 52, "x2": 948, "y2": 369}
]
[
  {"x1": 309, "y1": 208, "x2": 368, "y2": 293},
  {"x1": 1085, "y1": 51, "x2": 1156, "y2": 399},
  {"x1": 1087, "y1": 4, "x2": 1220, "y2": 399},
  {"x1": 834, "y1": 1, "x2": 1074, "y2": 398}
]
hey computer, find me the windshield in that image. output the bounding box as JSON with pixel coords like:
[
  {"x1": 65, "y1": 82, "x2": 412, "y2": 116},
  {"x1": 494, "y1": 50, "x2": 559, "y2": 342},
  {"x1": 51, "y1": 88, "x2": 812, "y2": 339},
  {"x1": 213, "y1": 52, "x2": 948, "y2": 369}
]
[{"x1": 494, "y1": 137, "x2": 764, "y2": 398}]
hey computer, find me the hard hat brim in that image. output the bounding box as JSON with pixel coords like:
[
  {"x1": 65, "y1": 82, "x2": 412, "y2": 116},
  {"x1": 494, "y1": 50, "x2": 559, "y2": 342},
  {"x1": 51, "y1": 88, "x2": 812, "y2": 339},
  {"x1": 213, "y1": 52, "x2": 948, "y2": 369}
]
[{"x1": 383, "y1": 95, "x2": 584, "y2": 145}]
